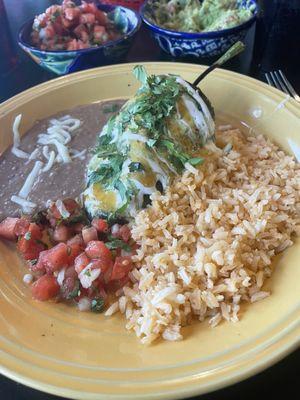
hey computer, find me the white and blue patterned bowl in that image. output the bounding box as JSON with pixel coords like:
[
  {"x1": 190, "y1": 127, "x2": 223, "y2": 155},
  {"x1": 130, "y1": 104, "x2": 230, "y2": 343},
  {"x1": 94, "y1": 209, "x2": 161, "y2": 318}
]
[
  {"x1": 141, "y1": 0, "x2": 257, "y2": 59},
  {"x1": 18, "y1": 4, "x2": 141, "y2": 75}
]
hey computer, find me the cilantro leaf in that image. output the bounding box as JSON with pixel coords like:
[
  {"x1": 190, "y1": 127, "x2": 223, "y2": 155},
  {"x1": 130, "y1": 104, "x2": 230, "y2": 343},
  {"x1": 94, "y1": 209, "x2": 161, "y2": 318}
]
[
  {"x1": 91, "y1": 297, "x2": 105, "y2": 313},
  {"x1": 105, "y1": 236, "x2": 131, "y2": 252},
  {"x1": 188, "y1": 157, "x2": 204, "y2": 166}
]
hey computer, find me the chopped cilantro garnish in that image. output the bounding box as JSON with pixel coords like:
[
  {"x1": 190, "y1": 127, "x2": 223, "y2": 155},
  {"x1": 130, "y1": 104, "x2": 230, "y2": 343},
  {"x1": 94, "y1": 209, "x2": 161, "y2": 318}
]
[
  {"x1": 105, "y1": 236, "x2": 131, "y2": 252},
  {"x1": 66, "y1": 280, "x2": 80, "y2": 300},
  {"x1": 91, "y1": 297, "x2": 105, "y2": 313},
  {"x1": 24, "y1": 232, "x2": 31, "y2": 241}
]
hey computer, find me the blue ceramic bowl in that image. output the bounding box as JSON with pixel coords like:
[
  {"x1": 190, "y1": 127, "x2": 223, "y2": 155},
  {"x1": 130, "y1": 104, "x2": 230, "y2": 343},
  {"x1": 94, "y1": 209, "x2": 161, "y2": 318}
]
[
  {"x1": 18, "y1": 4, "x2": 141, "y2": 75},
  {"x1": 141, "y1": 0, "x2": 257, "y2": 59}
]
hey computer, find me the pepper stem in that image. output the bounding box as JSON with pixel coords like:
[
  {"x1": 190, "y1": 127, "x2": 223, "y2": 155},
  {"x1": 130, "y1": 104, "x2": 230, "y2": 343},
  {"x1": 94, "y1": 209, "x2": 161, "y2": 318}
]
[{"x1": 192, "y1": 41, "x2": 246, "y2": 87}]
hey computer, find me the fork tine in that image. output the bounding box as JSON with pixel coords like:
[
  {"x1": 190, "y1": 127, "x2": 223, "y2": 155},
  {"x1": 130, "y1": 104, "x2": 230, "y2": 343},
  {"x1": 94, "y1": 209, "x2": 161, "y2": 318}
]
[
  {"x1": 265, "y1": 73, "x2": 273, "y2": 86},
  {"x1": 270, "y1": 71, "x2": 283, "y2": 92},
  {"x1": 279, "y1": 70, "x2": 300, "y2": 102},
  {"x1": 274, "y1": 70, "x2": 290, "y2": 95}
]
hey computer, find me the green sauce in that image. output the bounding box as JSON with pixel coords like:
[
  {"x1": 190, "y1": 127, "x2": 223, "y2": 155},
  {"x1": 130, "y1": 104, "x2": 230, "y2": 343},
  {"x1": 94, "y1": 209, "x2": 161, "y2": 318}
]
[{"x1": 147, "y1": 0, "x2": 255, "y2": 33}]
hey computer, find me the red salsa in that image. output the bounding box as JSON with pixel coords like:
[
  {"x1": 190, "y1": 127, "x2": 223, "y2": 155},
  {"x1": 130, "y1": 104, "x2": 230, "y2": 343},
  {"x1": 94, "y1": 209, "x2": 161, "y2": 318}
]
[
  {"x1": 31, "y1": 0, "x2": 122, "y2": 51},
  {"x1": 0, "y1": 198, "x2": 135, "y2": 313}
]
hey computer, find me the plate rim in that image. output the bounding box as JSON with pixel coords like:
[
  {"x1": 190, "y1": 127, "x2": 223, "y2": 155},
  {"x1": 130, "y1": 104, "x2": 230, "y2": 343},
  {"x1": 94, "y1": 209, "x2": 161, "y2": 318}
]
[{"x1": 0, "y1": 62, "x2": 299, "y2": 399}]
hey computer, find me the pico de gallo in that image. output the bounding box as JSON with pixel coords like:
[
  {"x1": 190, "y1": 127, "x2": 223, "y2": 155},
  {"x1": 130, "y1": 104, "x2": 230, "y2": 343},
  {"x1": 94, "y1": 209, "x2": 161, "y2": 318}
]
[
  {"x1": 31, "y1": 0, "x2": 122, "y2": 51},
  {"x1": 0, "y1": 198, "x2": 135, "y2": 312}
]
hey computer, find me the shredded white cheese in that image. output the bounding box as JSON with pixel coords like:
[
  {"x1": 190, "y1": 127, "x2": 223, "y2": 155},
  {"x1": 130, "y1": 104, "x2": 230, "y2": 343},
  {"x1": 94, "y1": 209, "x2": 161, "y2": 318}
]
[
  {"x1": 18, "y1": 160, "x2": 43, "y2": 199},
  {"x1": 10, "y1": 114, "x2": 81, "y2": 213},
  {"x1": 11, "y1": 195, "x2": 36, "y2": 209},
  {"x1": 11, "y1": 146, "x2": 30, "y2": 159},
  {"x1": 12, "y1": 114, "x2": 22, "y2": 148},
  {"x1": 42, "y1": 150, "x2": 55, "y2": 172},
  {"x1": 28, "y1": 148, "x2": 40, "y2": 161}
]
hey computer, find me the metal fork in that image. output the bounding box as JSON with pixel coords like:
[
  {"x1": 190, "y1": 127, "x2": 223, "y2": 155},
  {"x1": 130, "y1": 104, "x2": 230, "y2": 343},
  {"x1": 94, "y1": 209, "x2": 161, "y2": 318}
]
[{"x1": 265, "y1": 70, "x2": 300, "y2": 103}]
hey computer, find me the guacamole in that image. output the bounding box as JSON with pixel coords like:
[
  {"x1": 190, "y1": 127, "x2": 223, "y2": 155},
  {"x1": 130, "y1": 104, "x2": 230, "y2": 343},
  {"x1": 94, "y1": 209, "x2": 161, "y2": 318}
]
[{"x1": 147, "y1": 0, "x2": 255, "y2": 33}]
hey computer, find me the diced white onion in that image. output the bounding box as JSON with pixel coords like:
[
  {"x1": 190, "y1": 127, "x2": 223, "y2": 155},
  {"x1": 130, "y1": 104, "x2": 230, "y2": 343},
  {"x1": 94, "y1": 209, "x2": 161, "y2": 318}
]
[
  {"x1": 79, "y1": 264, "x2": 101, "y2": 289},
  {"x1": 18, "y1": 160, "x2": 43, "y2": 199},
  {"x1": 57, "y1": 268, "x2": 66, "y2": 286},
  {"x1": 78, "y1": 297, "x2": 92, "y2": 311},
  {"x1": 23, "y1": 274, "x2": 33, "y2": 284},
  {"x1": 55, "y1": 199, "x2": 70, "y2": 219}
]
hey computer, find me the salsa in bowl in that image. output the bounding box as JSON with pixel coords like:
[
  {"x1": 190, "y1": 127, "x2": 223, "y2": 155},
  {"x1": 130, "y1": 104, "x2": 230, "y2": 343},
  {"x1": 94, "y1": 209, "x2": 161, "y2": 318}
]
[{"x1": 18, "y1": 1, "x2": 141, "y2": 75}]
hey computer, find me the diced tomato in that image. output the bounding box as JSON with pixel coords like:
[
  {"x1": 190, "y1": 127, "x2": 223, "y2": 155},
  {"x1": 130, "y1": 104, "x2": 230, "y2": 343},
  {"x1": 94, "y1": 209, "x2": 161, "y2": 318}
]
[
  {"x1": 72, "y1": 222, "x2": 85, "y2": 233},
  {"x1": 110, "y1": 256, "x2": 133, "y2": 281},
  {"x1": 74, "y1": 252, "x2": 90, "y2": 274},
  {"x1": 53, "y1": 224, "x2": 72, "y2": 242},
  {"x1": 17, "y1": 225, "x2": 46, "y2": 260},
  {"x1": 82, "y1": 226, "x2": 98, "y2": 244},
  {"x1": 111, "y1": 224, "x2": 131, "y2": 242},
  {"x1": 89, "y1": 258, "x2": 112, "y2": 274},
  {"x1": 67, "y1": 233, "x2": 84, "y2": 247},
  {"x1": 53, "y1": 18, "x2": 68, "y2": 35},
  {"x1": 91, "y1": 218, "x2": 108, "y2": 233},
  {"x1": 64, "y1": 7, "x2": 81, "y2": 21},
  {"x1": 80, "y1": 1, "x2": 97, "y2": 14},
  {"x1": 85, "y1": 240, "x2": 112, "y2": 262},
  {"x1": 28, "y1": 223, "x2": 43, "y2": 240},
  {"x1": 13, "y1": 218, "x2": 30, "y2": 237},
  {"x1": 44, "y1": 24, "x2": 56, "y2": 39},
  {"x1": 118, "y1": 225, "x2": 131, "y2": 243},
  {"x1": 95, "y1": 10, "x2": 107, "y2": 26},
  {"x1": 31, "y1": 275, "x2": 60, "y2": 301},
  {"x1": 80, "y1": 13, "x2": 95, "y2": 25},
  {"x1": 68, "y1": 242, "x2": 84, "y2": 265},
  {"x1": 77, "y1": 40, "x2": 89, "y2": 49},
  {"x1": 45, "y1": 5, "x2": 61, "y2": 17},
  {"x1": 73, "y1": 23, "x2": 87, "y2": 38},
  {"x1": 61, "y1": 16, "x2": 74, "y2": 29},
  {"x1": 17, "y1": 237, "x2": 39, "y2": 260},
  {"x1": 37, "y1": 242, "x2": 69, "y2": 273},
  {"x1": 0, "y1": 217, "x2": 19, "y2": 241},
  {"x1": 60, "y1": 266, "x2": 79, "y2": 299}
]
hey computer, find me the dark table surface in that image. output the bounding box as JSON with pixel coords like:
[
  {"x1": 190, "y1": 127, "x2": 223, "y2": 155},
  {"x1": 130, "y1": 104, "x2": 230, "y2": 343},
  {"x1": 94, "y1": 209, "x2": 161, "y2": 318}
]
[{"x1": 0, "y1": 0, "x2": 299, "y2": 399}]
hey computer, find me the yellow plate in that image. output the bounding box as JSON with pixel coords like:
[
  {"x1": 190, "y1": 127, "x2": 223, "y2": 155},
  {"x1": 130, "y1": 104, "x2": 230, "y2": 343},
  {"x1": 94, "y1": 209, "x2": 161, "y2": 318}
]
[{"x1": 0, "y1": 63, "x2": 299, "y2": 400}]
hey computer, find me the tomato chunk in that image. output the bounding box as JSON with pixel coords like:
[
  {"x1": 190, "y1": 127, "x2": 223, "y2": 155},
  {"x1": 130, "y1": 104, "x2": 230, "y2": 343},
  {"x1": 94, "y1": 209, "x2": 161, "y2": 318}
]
[
  {"x1": 53, "y1": 224, "x2": 72, "y2": 242},
  {"x1": 36, "y1": 242, "x2": 69, "y2": 273},
  {"x1": 110, "y1": 256, "x2": 133, "y2": 281},
  {"x1": 31, "y1": 275, "x2": 60, "y2": 301},
  {"x1": 17, "y1": 236, "x2": 46, "y2": 261},
  {"x1": 74, "y1": 252, "x2": 90, "y2": 274},
  {"x1": 82, "y1": 226, "x2": 98, "y2": 244},
  {"x1": 68, "y1": 242, "x2": 84, "y2": 265},
  {"x1": 85, "y1": 240, "x2": 112, "y2": 262},
  {"x1": 91, "y1": 218, "x2": 108, "y2": 233},
  {"x1": 0, "y1": 217, "x2": 19, "y2": 241},
  {"x1": 14, "y1": 218, "x2": 30, "y2": 237}
]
